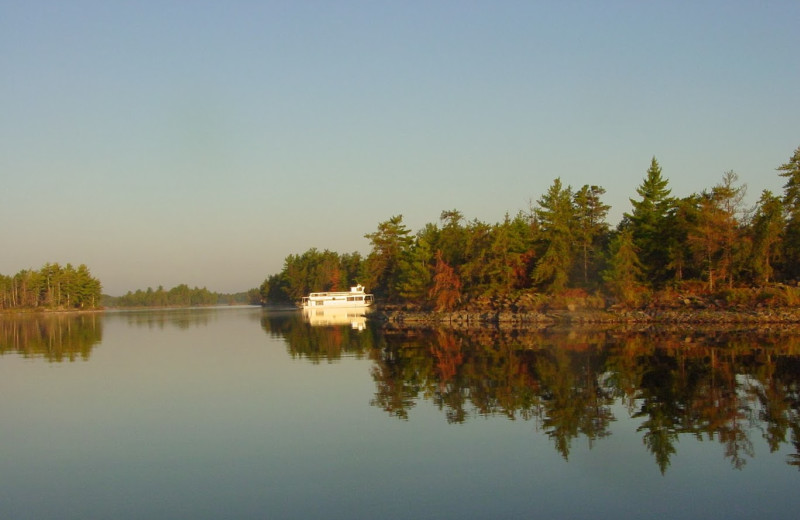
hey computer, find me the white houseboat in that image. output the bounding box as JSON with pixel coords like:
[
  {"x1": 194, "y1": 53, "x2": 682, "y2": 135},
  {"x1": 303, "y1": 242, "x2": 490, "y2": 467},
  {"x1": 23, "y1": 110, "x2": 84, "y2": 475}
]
[{"x1": 300, "y1": 285, "x2": 374, "y2": 309}]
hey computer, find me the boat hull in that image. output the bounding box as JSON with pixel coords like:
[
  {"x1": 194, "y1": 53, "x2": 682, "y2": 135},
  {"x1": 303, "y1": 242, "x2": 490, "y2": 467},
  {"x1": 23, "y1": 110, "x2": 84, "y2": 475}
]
[{"x1": 300, "y1": 285, "x2": 374, "y2": 309}]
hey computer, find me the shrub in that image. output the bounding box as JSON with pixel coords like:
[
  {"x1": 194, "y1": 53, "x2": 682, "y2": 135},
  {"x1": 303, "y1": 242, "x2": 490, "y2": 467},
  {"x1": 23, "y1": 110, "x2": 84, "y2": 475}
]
[{"x1": 715, "y1": 288, "x2": 755, "y2": 307}]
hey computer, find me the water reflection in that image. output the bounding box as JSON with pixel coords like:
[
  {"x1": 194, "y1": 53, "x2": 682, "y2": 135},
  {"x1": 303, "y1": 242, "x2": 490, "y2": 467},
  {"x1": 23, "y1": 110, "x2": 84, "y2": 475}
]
[
  {"x1": 0, "y1": 313, "x2": 102, "y2": 362},
  {"x1": 267, "y1": 317, "x2": 800, "y2": 473},
  {"x1": 261, "y1": 310, "x2": 378, "y2": 362},
  {"x1": 109, "y1": 306, "x2": 263, "y2": 329},
  {"x1": 5, "y1": 308, "x2": 800, "y2": 475},
  {"x1": 301, "y1": 306, "x2": 370, "y2": 330}
]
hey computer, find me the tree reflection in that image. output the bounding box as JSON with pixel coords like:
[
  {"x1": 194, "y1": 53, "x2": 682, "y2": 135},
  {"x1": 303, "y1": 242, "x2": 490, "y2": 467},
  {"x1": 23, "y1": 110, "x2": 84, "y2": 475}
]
[
  {"x1": 116, "y1": 308, "x2": 217, "y2": 329},
  {"x1": 0, "y1": 313, "x2": 102, "y2": 362},
  {"x1": 260, "y1": 310, "x2": 379, "y2": 363},
  {"x1": 365, "y1": 325, "x2": 800, "y2": 473},
  {"x1": 264, "y1": 313, "x2": 800, "y2": 472}
]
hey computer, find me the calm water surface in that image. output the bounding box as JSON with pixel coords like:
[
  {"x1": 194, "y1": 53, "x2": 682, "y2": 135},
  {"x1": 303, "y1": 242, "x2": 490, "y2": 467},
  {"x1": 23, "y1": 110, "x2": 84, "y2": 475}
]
[{"x1": 1, "y1": 307, "x2": 799, "y2": 519}]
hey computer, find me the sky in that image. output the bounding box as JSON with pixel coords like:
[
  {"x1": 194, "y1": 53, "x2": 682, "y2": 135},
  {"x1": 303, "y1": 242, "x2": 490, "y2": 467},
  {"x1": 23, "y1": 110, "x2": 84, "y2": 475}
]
[{"x1": 2, "y1": 1, "x2": 798, "y2": 295}]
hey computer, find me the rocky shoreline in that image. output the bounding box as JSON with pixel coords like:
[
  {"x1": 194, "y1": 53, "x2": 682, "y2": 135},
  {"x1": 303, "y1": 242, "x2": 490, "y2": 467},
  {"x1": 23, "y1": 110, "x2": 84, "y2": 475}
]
[{"x1": 374, "y1": 296, "x2": 800, "y2": 329}]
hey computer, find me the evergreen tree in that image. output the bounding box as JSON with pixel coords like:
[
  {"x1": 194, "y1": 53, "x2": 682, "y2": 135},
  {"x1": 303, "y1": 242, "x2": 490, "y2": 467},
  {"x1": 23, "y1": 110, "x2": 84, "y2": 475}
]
[
  {"x1": 533, "y1": 178, "x2": 575, "y2": 293},
  {"x1": 778, "y1": 145, "x2": 800, "y2": 279},
  {"x1": 705, "y1": 171, "x2": 747, "y2": 288},
  {"x1": 395, "y1": 230, "x2": 434, "y2": 303},
  {"x1": 750, "y1": 190, "x2": 784, "y2": 284},
  {"x1": 686, "y1": 188, "x2": 731, "y2": 292},
  {"x1": 485, "y1": 212, "x2": 534, "y2": 295},
  {"x1": 459, "y1": 219, "x2": 494, "y2": 295},
  {"x1": 602, "y1": 229, "x2": 643, "y2": 305},
  {"x1": 573, "y1": 185, "x2": 610, "y2": 287},
  {"x1": 363, "y1": 215, "x2": 413, "y2": 301},
  {"x1": 0, "y1": 263, "x2": 101, "y2": 309},
  {"x1": 626, "y1": 157, "x2": 675, "y2": 286},
  {"x1": 664, "y1": 195, "x2": 700, "y2": 282},
  {"x1": 438, "y1": 209, "x2": 467, "y2": 266}
]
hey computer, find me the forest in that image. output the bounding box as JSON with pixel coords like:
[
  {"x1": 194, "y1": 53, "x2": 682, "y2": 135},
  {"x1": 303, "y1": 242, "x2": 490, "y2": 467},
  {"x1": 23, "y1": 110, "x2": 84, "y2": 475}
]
[
  {"x1": 103, "y1": 285, "x2": 261, "y2": 307},
  {"x1": 261, "y1": 145, "x2": 800, "y2": 310},
  {"x1": 0, "y1": 266, "x2": 260, "y2": 311},
  {"x1": 0, "y1": 263, "x2": 102, "y2": 310}
]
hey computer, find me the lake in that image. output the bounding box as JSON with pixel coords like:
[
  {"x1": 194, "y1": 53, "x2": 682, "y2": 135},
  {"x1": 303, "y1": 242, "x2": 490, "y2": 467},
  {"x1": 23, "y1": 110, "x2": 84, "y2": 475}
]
[{"x1": 1, "y1": 307, "x2": 799, "y2": 519}]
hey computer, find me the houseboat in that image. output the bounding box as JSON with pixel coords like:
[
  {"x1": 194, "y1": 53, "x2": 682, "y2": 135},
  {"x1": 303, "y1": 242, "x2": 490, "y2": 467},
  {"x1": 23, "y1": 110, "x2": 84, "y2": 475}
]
[{"x1": 300, "y1": 285, "x2": 374, "y2": 309}]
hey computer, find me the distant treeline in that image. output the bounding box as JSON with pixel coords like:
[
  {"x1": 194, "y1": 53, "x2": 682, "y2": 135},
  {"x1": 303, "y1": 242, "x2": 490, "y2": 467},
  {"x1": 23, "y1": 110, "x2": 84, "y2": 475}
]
[
  {"x1": 0, "y1": 263, "x2": 102, "y2": 310},
  {"x1": 103, "y1": 284, "x2": 261, "y2": 308},
  {"x1": 0, "y1": 264, "x2": 261, "y2": 311},
  {"x1": 261, "y1": 145, "x2": 800, "y2": 309}
]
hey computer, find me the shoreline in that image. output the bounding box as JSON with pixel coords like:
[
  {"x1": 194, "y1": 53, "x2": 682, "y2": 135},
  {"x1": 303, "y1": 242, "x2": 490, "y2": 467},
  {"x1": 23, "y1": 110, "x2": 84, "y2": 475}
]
[
  {"x1": 0, "y1": 303, "x2": 256, "y2": 316},
  {"x1": 373, "y1": 306, "x2": 800, "y2": 328}
]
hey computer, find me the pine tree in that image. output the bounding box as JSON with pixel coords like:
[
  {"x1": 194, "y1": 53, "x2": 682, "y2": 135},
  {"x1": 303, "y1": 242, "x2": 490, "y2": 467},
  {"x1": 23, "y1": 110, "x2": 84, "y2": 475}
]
[
  {"x1": 778, "y1": 145, "x2": 800, "y2": 279},
  {"x1": 712, "y1": 171, "x2": 746, "y2": 288},
  {"x1": 533, "y1": 178, "x2": 575, "y2": 293},
  {"x1": 573, "y1": 185, "x2": 610, "y2": 286},
  {"x1": 602, "y1": 229, "x2": 643, "y2": 305},
  {"x1": 395, "y1": 232, "x2": 434, "y2": 303},
  {"x1": 687, "y1": 192, "x2": 727, "y2": 292},
  {"x1": 626, "y1": 157, "x2": 675, "y2": 286},
  {"x1": 364, "y1": 215, "x2": 413, "y2": 301},
  {"x1": 750, "y1": 190, "x2": 784, "y2": 284}
]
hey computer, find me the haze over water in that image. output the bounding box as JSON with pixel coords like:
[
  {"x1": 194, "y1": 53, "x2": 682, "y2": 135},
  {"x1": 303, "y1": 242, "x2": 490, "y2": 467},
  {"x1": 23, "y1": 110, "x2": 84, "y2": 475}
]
[{"x1": 1, "y1": 308, "x2": 799, "y2": 519}]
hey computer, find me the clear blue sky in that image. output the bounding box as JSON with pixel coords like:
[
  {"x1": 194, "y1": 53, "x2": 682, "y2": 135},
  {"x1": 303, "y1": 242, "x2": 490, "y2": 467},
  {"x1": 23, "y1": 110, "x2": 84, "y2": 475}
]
[{"x1": 2, "y1": 1, "x2": 798, "y2": 295}]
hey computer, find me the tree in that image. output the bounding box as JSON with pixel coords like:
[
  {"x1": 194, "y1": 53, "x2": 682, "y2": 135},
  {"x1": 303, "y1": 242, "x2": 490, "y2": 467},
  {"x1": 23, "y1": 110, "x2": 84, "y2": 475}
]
[
  {"x1": 261, "y1": 249, "x2": 365, "y2": 304},
  {"x1": 363, "y1": 215, "x2": 413, "y2": 301},
  {"x1": 602, "y1": 228, "x2": 643, "y2": 305},
  {"x1": 0, "y1": 263, "x2": 102, "y2": 309},
  {"x1": 716, "y1": 171, "x2": 747, "y2": 287},
  {"x1": 683, "y1": 172, "x2": 747, "y2": 292},
  {"x1": 395, "y1": 228, "x2": 434, "y2": 303},
  {"x1": 438, "y1": 209, "x2": 467, "y2": 266},
  {"x1": 533, "y1": 178, "x2": 575, "y2": 292},
  {"x1": 73, "y1": 264, "x2": 102, "y2": 308},
  {"x1": 778, "y1": 145, "x2": 800, "y2": 279},
  {"x1": 459, "y1": 218, "x2": 494, "y2": 295},
  {"x1": 626, "y1": 157, "x2": 675, "y2": 286},
  {"x1": 429, "y1": 250, "x2": 462, "y2": 311},
  {"x1": 573, "y1": 185, "x2": 610, "y2": 286},
  {"x1": 664, "y1": 195, "x2": 701, "y2": 282},
  {"x1": 688, "y1": 191, "x2": 727, "y2": 292},
  {"x1": 750, "y1": 190, "x2": 784, "y2": 284},
  {"x1": 484, "y1": 212, "x2": 535, "y2": 295}
]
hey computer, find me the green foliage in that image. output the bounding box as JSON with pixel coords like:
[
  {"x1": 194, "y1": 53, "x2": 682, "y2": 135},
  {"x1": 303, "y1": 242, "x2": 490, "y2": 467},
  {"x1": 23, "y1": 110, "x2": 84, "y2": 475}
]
[
  {"x1": 256, "y1": 142, "x2": 800, "y2": 310},
  {"x1": 778, "y1": 146, "x2": 800, "y2": 279},
  {"x1": 602, "y1": 228, "x2": 643, "y2": 305},
  {"x1": 103, "y1": 283, "x2": 246, "y2": 307},
  {"x1": 625, "y1": 157, "x2": 675, "y2": 286},
  {"x1": 750, "y1": 190, "x2": 784, "y2": 284},
  {"x1": 754, "y1": 285, "x2": 800, "y2": 308},
  {"x1": 715, "y1": 287, "x2": 755, "y2": 307},
  {"x1": 533, "y1": 178, "x2": 576, "y2": 293},
  {"x1": 573, "y1": 185, "x2": 610, "y2": 287},
  {"x1": 260, "y1": 249, "x2": 365, "y2": 304},
  {"x1": 0, "y1": 263, "x2": 102, "y2": 310},
  {"x1": 395, "y1": 229, "x2": 434, "y2": 303},
  {"x1": 364, "y1": 215, "x2": 414, "y2": 301}
]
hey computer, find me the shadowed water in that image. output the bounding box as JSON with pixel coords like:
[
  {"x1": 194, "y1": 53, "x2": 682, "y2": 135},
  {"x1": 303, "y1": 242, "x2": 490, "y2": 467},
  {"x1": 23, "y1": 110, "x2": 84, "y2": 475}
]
[{"x1": 2, "y1": 307, "x2": 799, "y2": 519}]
